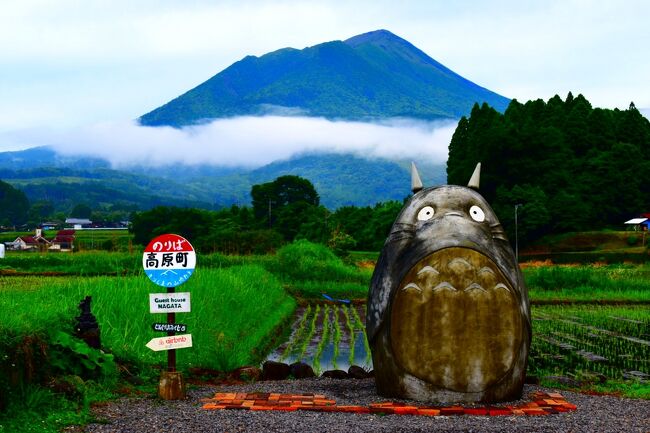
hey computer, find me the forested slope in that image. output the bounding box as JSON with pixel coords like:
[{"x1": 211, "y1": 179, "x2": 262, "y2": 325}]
[{"x1": 447, "y1": 93, "x2": 650, "y2": 243}]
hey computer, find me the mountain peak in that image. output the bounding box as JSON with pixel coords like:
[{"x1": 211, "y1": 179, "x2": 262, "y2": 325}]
[
  {"x1": 343, "y1": 29, "x2": 404, "y2": 47},
  {"x1": 139, "y1": 30, "x2": 509, "y2": 127}
]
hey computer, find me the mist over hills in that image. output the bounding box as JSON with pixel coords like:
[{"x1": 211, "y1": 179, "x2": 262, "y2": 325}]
[
  {"x1": 0, "y1": 147, "x2": 444, "y2": 211},
  {"x1": 1, "y1": 30, "x2": 510, "y2": 211},
  {"x1": 139, "y1": 29, "x2": 509, "y2": 127}
]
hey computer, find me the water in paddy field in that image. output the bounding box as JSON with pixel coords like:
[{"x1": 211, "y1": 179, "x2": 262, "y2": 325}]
[{"x1": 267, "y1": 303, "x2": 373, "y2": 374}]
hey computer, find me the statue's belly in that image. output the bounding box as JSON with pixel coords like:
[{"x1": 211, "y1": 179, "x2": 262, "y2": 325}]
[{"x1": 390, "y1": 247, "x2": 523, "y2": 393}]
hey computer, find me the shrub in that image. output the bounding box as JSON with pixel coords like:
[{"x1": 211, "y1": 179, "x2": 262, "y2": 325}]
[{"x1": 275, "y1": 240, "x2": 367, "y2": 283}]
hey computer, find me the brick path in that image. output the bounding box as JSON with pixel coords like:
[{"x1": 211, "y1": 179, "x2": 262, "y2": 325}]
[{"x1": 202, "y1": 390, "x2": 576, "y2": 416}]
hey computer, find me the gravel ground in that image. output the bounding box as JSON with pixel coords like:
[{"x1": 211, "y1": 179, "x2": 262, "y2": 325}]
[{"x1": 85, "y1": 378, "x2": 650, "y2": 433}]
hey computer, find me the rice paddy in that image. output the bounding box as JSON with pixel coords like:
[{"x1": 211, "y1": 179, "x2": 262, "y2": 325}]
[
  {"x1": 268, "y1": 303, "x2": 372, "y2": 374},
  {"x1": 1, "y1": 244, "x2": 649, "y2": 402}
]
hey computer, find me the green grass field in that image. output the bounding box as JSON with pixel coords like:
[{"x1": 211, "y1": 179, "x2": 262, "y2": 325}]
[
  {"x1": 0, "y1": 261, "x2": 297, "y2": 433},
  {"x1": 1, "y1": 241, "x2": 649, "y2": 432},
  {"x1": 524, "y1": 263, "x2": 650, "y2": 303}
]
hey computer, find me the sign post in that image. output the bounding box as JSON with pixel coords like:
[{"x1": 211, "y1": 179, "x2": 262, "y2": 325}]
[{"x1": 143, "y1": 234, "x2": 195, "y2": 400}]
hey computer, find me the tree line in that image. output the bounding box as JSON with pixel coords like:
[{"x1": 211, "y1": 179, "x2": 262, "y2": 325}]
[
  {"x1": 5, "y1": 92, "x2": 648, "y2": 250},
  {"x1": 131, "y1": 175, "x2": 403, "y2": 254},
  {"x1": 0, "y1": 174, "x2": 402, "y2": 254},
  {"x1": 447, "y1": 93, "x2": 650, "y2": 244},
  {"x1": 0, "y1": 179, "x2": 132, "y2": 230}
]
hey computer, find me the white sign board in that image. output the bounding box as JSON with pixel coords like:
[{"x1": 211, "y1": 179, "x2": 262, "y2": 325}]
[
  {"x1": 146, "y1": 334, "x2": 193, "y2": 352},
  {"x1": 149, "y1": 292, "x2": 191, "y2": 313}
]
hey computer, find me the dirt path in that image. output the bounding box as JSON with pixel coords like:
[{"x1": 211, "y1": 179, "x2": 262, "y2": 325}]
[{"x1": 85, "y1": 378, "x2": 650, "y2": 433}]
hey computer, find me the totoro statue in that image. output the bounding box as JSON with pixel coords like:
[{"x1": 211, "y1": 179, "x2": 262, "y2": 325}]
[{"x1": 366, "y1": 162, "x2": 531, "y2": 403}]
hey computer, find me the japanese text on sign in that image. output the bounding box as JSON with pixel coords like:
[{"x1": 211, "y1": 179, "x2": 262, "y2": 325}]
[
  {"x1": 145, "y1": 252, "x2": 189, "y2": 269},
  {"x1": 153, "y1": 239, "x2": 187, "y2": 252}
]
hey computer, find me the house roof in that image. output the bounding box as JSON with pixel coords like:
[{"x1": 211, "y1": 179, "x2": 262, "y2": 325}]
[
  {"x1": 19, "y1": 236, "x2": 40, "y2": 245},
  {"x1": 57, "y1": 230, "x2": 76, "y2": 236},
  {"x1": 65, "y1": 218, "x2": 92, "y2": 225},
  {"x1": 624, "y1": 218, "x2": 648, "y2": 224}
]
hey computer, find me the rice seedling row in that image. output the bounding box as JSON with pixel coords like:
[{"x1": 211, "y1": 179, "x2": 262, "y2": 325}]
[
  {"x1": 529, "y1": 305, "x2": 650, "y2": 382},
  {"x1": 312, "y1": 304, "x2": 331, "y2": 373},
  {"x1": 340, "y1": 304, "x2": 356, "y2": 366},
  {"x1": 278, "y1": 305, "x2": 312, "y2": 362},
  {"x1": 332, "y1": 306, "x2": 343, "y2": 369},
  {"x1": 267, "y1": 303, "x2": 372, "y2": 373}
]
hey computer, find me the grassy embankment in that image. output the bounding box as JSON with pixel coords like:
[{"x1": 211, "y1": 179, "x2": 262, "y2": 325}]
[
  {"x1": 521, "y1": 230, "x2": 650, "y2": 263},
  {"x1": 0, "y1": 260, "x2": 296, "y2": 432},
  {"x1": 525, "y1": 263, "x2": 650, "y2": 303}
]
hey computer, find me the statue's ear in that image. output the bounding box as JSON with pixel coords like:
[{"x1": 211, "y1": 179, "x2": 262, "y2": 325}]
[
  {"x1": 467, "y1": 162, "x2": 481, "y2": 189},
  {"x1": 411, "y1": 162, "x2": 423, "y2": 193}
]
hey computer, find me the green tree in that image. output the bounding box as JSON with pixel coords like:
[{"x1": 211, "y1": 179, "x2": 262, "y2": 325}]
[
  {"x1": 70, "y1": 203, "x2": 92, "y2": 219},
  {"x1": 0, "y1": 180, "x2": 30, "y2": 227},
  {"x1": 251, "y1": 175, "x2": 320, "y2": 224},
  {"x1": 360, "y1": 200, "x2": 403, "y2": 250},
  {"x1": 130, "y1": 206, "x2": 214, "y2": 252},
  {"x1": 27, "y1": 200, "x2": 55, "y2": 226},
  {"x1": 494, "y1": 184, "x2": 550, "y2": 246},
  {"x1": 447, "y1": 92, "x2": 650, "y2": 241},
  {"x1": 295, "y1": 205, "x2": 331, "y2": 244},
  {"x1": 251, "y1": 175, "x2": 320, "y2": 240}
]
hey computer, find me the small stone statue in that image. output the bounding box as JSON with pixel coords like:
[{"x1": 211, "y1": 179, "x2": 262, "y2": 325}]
[
  {"x1": 367, "y1": 162, "x2": 531, "y2": 403},
  {"x1": 75, "y1": 296, "x2": 100, "y2": 349}
]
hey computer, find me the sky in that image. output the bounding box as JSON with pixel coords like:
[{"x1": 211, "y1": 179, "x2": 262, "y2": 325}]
[{"x1": 1, "y1": 0, "x2": 648, "y2": 165}]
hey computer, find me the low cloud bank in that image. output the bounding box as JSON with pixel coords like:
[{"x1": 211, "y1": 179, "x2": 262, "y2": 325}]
[{"x1": 47, "y1": 116, "x2": 456, "y2": 168}]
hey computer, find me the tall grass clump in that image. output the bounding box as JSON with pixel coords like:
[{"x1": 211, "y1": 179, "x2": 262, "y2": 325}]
[
  {"x1": 0, "y1": 265, "x2": 296, "y2": 418},
  {"x1": 272, "y1": 240, "x2": 371, "y2": 299},
  {"x1": 56, "y1": 265, "x2": 296, "y2": 371},
  {"x1": 275, "y1": 240, "x2": 369, "y2": 282}
]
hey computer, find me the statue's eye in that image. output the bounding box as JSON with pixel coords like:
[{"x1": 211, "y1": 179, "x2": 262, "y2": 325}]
[
  {"x1": 417, "y1": 206, "x2": 435, "y2": 221},
  {"x1": 469, "y1": 205, "x2": 485, "y2": 222}
]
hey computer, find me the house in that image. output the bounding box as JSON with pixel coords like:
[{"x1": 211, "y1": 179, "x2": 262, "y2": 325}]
[
  {"x1": 40, "y1": 222, "x2": 59, "y2": 230},
  {"x1": 8, "y1": 236, "x2": 40, "y2": 251},
  {"x1": 49, "y1": 230, "x2": 75, "y2": 251},
  {"x1": 8, "y1": 232, "x2": 51, "y2": 251},
  {"x1": 5, "y1": 228, "x2": 76, "y2": 252},
  {"x1": 624, "y1": 216, "x2": 650, "y2": 231},
  {"x1": 65, "y1": 218, "x2": 92, "y2": 229}
]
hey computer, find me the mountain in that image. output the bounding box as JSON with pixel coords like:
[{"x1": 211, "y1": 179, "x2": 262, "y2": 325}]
[
  {"x1": 192, "y1": 153, "x2": 446, "y2": 208},
  {"x1": 139, "y1": 29, "x2": 509, "y2": 127},
  {"x1": 1, "y1": 30, "x2": 505, "y2": 211},
  {"x1": 0, "y1": 148, "x2": 214, "y2": 211},
  {"x1": 0, "y1": 147, "x2": 445, "y2": 211},
  {"x1": 0, "y1": 146, "x2": 109, "y2": 170}
]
